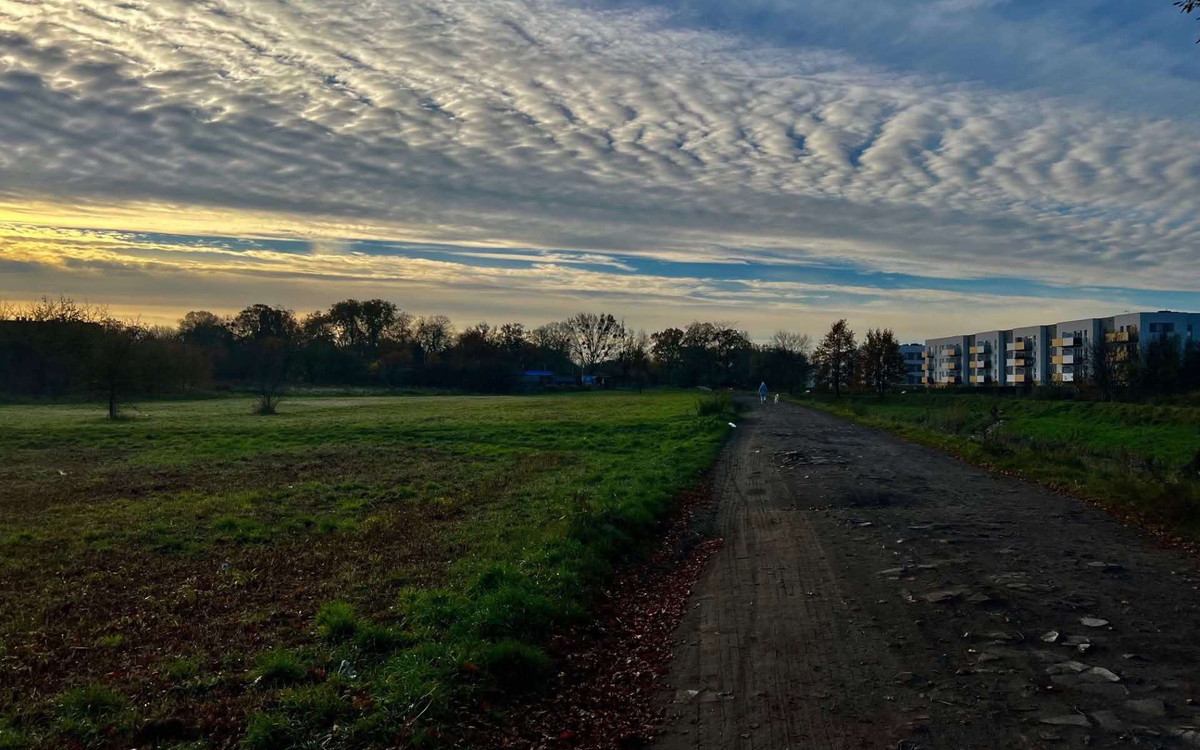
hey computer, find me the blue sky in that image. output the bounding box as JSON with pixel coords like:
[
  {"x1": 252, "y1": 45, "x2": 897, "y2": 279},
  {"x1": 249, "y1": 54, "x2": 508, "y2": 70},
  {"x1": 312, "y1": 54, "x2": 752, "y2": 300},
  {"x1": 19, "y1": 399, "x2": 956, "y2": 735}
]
[{"x1": 1, "y1": 0, "x2": 1197, "y2": 339}]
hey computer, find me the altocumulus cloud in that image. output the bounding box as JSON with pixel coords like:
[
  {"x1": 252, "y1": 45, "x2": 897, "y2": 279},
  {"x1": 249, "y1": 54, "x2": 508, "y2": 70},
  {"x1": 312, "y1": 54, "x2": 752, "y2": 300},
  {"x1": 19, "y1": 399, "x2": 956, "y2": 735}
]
[{"x1": 0, "y1": 0, "x2": 1198, "y2": 333}]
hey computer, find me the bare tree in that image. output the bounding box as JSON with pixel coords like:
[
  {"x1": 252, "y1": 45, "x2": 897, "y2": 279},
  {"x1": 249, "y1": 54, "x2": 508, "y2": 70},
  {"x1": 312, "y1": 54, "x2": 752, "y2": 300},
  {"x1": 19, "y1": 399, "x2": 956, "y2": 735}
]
[
  {"x1": 769, "y1": 330, "x2": 812, "y2": 358},
  {"x1": 619, "y1": 330, "x2": 651, "y2": 392},
  {"x1": 814, "y1": 319, "x2": 857, "y2": 397},
  {"x1": 93, "y1": 318, "x2": 147, "y2": 419},
  {"x1": 414, "y1": 315, "x2": 456, "y2": 360},
  {"x1": 563, "y1": 313, "x2": 627, "y2": 376},
  {"x1": 1177, "y1": 0, "x2": 1200, "y2": 41},
  {"x1": 858, "y1": 328, "x2": 905, "y2": 397}
]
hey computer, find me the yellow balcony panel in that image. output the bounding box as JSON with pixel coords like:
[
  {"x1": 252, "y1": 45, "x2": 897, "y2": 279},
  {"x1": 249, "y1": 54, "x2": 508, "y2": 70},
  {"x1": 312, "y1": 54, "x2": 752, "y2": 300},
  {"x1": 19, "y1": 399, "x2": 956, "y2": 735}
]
[
  {"x1": 1006, "y1": 341, "x2": 1027, "y2": 352},
  {"x1": 969, "y1": 345, "x2": 987, "y2": 355},
  {"x1": 1006, "y1": 358, "x2": 1026, "y2": 367},
  {"x1": 945, "y1": 362, "x2": 958, "y2": 370},
  {"x1": 1051, "y1": 354, "x2": 1075, "y2": 365},
  {"x1": 1011, "y1": 373, "x2": 1027, "y2": 383},
  {"x1": 969, "y1": 359, "x2": 988, "y2": 369},
  {"x1": 1052, "y1": 336, "x2": 1079, "y2": 348}
]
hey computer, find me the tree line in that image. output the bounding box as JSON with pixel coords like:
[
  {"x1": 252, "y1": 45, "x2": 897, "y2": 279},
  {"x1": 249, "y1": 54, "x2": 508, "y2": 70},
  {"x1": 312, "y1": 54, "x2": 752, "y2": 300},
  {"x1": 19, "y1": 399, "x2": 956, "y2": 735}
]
[{"x1": 0, "y1": 297, "x2": 839, "y2": 415}]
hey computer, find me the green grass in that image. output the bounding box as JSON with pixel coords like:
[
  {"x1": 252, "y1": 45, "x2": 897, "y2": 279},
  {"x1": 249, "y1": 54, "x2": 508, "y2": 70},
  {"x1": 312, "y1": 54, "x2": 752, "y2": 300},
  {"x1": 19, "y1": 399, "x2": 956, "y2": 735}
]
[
  {"x1": 800, "y1": 392, "x2": 1200, "y2": 533},
  {"x1": 0, "y1": 391, "x2": 731, "y2": 748}
]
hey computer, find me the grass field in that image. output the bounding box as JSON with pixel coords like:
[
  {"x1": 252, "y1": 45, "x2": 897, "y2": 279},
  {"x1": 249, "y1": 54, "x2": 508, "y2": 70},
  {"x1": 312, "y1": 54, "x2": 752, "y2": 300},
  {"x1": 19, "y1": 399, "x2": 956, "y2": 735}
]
[
  {"x1": 802, "y1": 393, "x2": 1200, "y2": 535},
  {"x1": 0, "y1": 392, "x2": 731, "y2": 749}
]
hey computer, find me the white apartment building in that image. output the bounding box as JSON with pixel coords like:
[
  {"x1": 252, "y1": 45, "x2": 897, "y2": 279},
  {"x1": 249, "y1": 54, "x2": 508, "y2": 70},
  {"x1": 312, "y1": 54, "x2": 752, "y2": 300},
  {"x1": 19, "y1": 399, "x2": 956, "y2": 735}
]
[{"x1": 922, "y1": 310, "x2": 1200, "y2": 387}]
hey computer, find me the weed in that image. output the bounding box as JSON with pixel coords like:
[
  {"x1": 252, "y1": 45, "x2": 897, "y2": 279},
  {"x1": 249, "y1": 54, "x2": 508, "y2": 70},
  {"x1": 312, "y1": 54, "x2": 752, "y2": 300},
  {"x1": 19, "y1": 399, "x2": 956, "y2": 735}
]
[
  {"x1": 241, "y1": 712, "x2": 296, "y2": 750},
  {"x1": 53, "y1": 685, "x2": 129, "y2": 745},
  {"x1": 277, "y1": 684, "x2": 345, "y2": 727},
  {"x1": 315, "y1": 602, "x2": 359, "y2": 642},
  {"x1": 477, "y1": 639, "x2": 551, "y2": 691},
  {"x1": 164, "y1": 657, "x2": 201, "y2": 682},
  {"x1": 253, "y1": 649, "x2": 306, "y2": 685}
]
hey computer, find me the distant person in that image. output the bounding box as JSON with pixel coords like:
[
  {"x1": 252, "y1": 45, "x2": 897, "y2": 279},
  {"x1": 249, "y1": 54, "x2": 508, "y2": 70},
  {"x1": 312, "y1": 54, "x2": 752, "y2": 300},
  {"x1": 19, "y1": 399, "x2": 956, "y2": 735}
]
[{"x1": 758, "y1": 381, "x2": 769, "y2": 404}]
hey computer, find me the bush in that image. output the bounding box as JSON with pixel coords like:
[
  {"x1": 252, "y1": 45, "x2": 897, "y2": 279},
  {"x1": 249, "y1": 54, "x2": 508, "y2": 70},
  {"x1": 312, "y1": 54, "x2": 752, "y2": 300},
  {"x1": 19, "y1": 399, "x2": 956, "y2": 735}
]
[
  {"x1": 695, "y1": 390, "x2": 732, "y2": 417},
  {"x1": 253, "y1": 649, "x2": 306, "y2": 685},
  {"x1": 315, "y1": 602, "x2": 359, "y2": 642}
]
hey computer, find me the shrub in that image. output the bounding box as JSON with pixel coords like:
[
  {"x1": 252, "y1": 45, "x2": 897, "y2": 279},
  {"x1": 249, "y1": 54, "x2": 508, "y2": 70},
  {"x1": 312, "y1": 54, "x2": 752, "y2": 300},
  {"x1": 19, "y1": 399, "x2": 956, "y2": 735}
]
[
  {"x1": 253, "y1": 649, "x2": 306, "y2": 685},
  {"x1": 316, "y1": 602, "x2": 359, "y2": 642},
  {"x1": 695, "y1": 390, "x2": 732, "y2": 417},
  {"x1": 0, "y1": 721, "x2": 27, "y2": 750}
]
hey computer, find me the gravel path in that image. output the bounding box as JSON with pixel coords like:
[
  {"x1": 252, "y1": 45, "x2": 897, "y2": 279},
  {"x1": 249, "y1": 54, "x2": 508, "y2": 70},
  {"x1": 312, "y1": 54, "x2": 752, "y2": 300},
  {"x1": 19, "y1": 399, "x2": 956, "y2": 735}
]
[{"x1": 654, "y1": 400, "x2": 1200, "y2": 749}]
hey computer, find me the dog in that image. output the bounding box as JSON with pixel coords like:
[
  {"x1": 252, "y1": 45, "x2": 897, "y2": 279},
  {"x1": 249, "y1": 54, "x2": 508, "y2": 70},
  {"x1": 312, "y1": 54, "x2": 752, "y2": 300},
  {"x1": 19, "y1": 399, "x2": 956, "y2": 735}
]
[{"x1": 773, "y1": 393, "x2": 779, "y2": 405}]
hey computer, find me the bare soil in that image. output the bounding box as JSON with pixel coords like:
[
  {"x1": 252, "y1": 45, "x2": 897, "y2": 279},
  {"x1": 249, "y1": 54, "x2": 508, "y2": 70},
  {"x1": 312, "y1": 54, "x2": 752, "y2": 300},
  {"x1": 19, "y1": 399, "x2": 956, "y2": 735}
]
[{"x1": 654, "y1": 400, "x2": 1200, "y2": 749}]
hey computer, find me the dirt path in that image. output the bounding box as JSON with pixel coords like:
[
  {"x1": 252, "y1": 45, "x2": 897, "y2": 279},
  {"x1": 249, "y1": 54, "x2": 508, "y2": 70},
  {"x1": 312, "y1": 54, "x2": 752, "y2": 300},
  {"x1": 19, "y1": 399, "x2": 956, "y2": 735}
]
[{"x1": 654, "y1": 400, "x2": 1200, "y2": 749}]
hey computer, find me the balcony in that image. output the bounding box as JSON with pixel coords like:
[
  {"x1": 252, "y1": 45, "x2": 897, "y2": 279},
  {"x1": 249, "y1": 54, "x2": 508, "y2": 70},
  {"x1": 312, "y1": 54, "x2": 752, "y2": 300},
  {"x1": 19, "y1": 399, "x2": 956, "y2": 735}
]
[
  {"x1": 969, "y1": 359, "x2": 988, "y2": 369},
  {"x1": 969, "y1": 345, "x2": 987, "y2": 355},
  {"x1": 1052, "y1": 354, "x2": 1075, "y2": 365},
  {"x1": 1105, "y1": 331, "x2": 1131, "y2": 343},
  {"x1": 938, "y1": 376, "x2": 961, "y2": 385},
  {"x1": 1052, "y1": 373, "x2": 1076, "y2": 383},
  {"x1": 1006, "y1": 358, "x2": 1027, "y2": 368},
  {"x1": 945, "y1": 362, "x2": 958, "y2": 370},
  {"x1": 969, "y1": 375, "x2": 992, "y2": 384},
  {"x1": 1052, "y1": 336, "x2": 1078, "y2": 348},
  {"x1": 1006, "y1": 341, "x2": 1026, "y2": 352},
  {"x1": 1011, "y1": 373, "x2": 1027, "y2": 384}
]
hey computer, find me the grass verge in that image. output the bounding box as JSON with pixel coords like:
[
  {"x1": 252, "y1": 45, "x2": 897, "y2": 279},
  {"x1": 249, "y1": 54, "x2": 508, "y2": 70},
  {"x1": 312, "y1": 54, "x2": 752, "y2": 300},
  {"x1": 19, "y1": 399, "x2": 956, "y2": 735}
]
[{"x1": 798, "y1": 393, "x2": 1200, "y2": 538}]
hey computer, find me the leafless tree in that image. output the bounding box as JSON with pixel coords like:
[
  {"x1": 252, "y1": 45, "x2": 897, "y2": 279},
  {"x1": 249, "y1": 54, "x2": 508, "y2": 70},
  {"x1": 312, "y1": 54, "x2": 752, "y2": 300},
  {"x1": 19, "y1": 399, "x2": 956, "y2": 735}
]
[
  {"x1": 563, "y1": 313, "x2": 627, "y2": 376},
  {"x1": 414, "y1": 315, "x2": 456, "y2": 358},
  {"x1": 770, "y1": 330, "x2": 812, "y2": 357}
]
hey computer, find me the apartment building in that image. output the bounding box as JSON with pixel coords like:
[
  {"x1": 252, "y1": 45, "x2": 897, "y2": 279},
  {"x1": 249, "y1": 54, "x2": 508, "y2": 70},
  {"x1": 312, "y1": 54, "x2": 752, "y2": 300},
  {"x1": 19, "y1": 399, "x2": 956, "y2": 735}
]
[
  {"x1": 923, "y1": 310, "x2": 1200, "y2": 387},
  {"x1": 922, "y1": 335, "x2": 968, "y2": 386},
  {"x1": 899, "y1": 344, "x2": 925, "y2": 386}
]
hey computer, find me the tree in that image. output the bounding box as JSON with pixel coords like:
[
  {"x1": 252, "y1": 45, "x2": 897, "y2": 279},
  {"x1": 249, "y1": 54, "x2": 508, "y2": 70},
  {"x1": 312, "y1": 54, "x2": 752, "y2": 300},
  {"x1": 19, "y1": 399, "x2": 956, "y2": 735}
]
[
  {"x1": 765, "y1": 330, "x2": 812, "y2": 394},
  {"x1": 858, "y1": 328, "x2": 904, "y2": 397},
  {"x1": 814, "y1": 319, "x2": 857, "y2": 397},
  {"x1": 619, "y1": 330, "x2": 651, "y2": 392},
  {"x1": 93, "y1": 319, "x2": 147, "y2": 419},
  {"x1": 231, "y1": 304, "x2": 298, "y2": 414},
  {"x1": 562, "y1": 313, "x2": 627, "y2": 376},
  {"x1": 651, "y1": 327, "x2": 685, "y2": 384},
  {"x1": 1177, "y1": 0, "x2": 1200, "y2": 42},
  {"x1": 414, "y1": 315, "x2": 456, "y2": 362}
]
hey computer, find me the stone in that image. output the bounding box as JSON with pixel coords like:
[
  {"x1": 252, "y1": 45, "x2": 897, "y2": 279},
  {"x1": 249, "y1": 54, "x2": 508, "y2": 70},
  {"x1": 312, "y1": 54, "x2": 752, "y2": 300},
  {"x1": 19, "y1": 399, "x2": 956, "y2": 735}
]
[
  {"x1": 1079, "y1": 666, "x2": 1121, "y2": 683},
  {"x1": 1077, "y1": 683, "x2": 1129, "y2": 699},
  {"x1": 924, "y1": 587, "x2": 969, "y2": 604},
  {"x1": 1042, "y1": 630, "x2": 1061, "y2": 643},
  {"x1": 1046, "y1": 661, "x2": 1089, "y2": 676},
  {"x1": 675, "y1": 689, "x2": 701, "y2": 702},
  {"x1": 1090, "y1": 710, "x2": 1124, "y2": 732},
  {"x1": 1124, "y1": 698, "x2": 1166, "y2": 717},
  {"x1": 1080, "y1": 617, "x2": 1110, "y2": 628},
  {"x1": 1040, "y1": 714, "x2": 1091, "y2": 728},
  {"x1": 967, "y1": 592, "x2": 994, "y2": 604}
]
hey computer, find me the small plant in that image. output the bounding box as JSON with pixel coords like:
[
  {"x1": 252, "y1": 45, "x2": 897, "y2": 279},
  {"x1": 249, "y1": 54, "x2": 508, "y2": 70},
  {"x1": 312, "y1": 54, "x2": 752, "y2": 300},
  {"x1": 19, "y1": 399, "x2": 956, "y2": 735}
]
[
  {"x1": 354, "y1": 623, "x2": 407, "y2": 653},
  {"x1": 315, "y1": 602, "x2": 359, "y2": 642},
  {"x1": 478, "y1": 639, "x2": 551, "y2": 691},
  {"x1": 242, "y1": 711, "x2": 297, "y2": 750},
  {"x1": 164, "y1": 657, "x2": 201, "y2": 682},
  {"x1": 278, "y1": 684, "x2": 345, "y2": 726},
  {"x1": 253, "y1": 649, "x2": 306, "y2": 685},
  {"x1": 0, "y1": 720, "x2": 27, "y2": 750},
  {"x1": 54, "y1": 685, "x2": 129, "y2": 745},
  {"x1": 95, "y1": 634, "x2": 123, "y2": 649}
]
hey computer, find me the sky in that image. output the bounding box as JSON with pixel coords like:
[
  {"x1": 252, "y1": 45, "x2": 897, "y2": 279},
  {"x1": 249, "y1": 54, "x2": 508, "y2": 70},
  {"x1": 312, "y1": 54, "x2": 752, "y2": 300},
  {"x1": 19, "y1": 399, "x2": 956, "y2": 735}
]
[{"x1": 1, "y1": 0, "x2": 1198, "y2": 341}]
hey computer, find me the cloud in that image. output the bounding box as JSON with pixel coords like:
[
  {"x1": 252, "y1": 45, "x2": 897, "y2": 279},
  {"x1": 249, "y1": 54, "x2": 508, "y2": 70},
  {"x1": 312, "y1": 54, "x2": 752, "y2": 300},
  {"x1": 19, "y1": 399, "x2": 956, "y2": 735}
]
[{"x1": 0, "y1": 0, "x2": 1197, "y2": 333}]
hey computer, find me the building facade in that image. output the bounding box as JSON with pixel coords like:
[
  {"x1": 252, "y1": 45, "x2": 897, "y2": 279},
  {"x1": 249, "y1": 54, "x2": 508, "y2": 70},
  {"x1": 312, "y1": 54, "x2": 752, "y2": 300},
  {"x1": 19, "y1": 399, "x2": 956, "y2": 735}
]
[
  {"x1": 899, "y1": 343, "x2": 925, "y2": 386},
  {"x1": 922, "y1": 311, "x2": 1200, "y2": 387}
]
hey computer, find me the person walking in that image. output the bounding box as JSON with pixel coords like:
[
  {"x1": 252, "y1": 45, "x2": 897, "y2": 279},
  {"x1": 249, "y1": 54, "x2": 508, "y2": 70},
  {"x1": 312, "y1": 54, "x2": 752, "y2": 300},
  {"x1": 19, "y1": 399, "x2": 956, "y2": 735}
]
[{"x1": 758, "y1": 381, "x2": 769, "y2": 404}]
